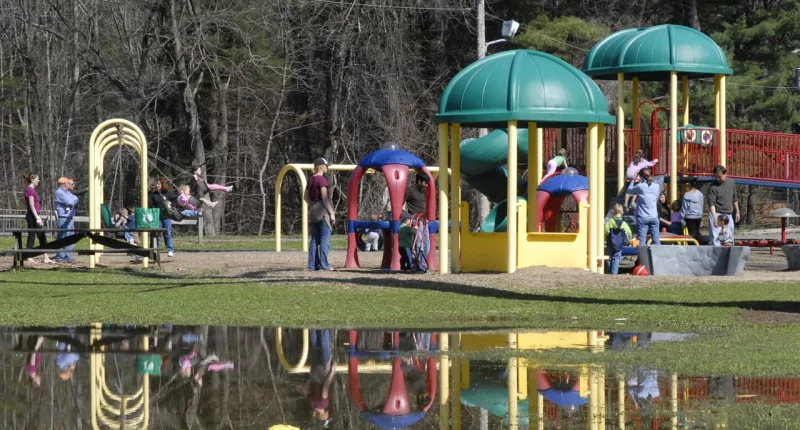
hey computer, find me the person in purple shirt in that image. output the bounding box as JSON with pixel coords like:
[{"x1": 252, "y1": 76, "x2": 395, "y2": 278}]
[
  {"x1": 304, "y1": 157, "x2": 336, "y2": 271},
  {"x1": 23, "y1": 173, "x2": 53, "y2": 264},
  {"x1": 54, "y1": 177, "x2": 80, "y2": 263}
]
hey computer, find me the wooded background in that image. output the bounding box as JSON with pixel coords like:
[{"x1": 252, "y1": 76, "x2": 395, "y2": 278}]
[{"x1": 1, "y1": 0, "x2": 799, "y2": 235}]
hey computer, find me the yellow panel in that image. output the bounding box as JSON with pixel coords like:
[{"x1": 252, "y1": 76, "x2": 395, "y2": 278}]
[
  {"x1": 516, "y1": 332, "x2": 593, "y2": 350},
  {"x1": 460, "y1": 202, "x2": 509, "y2": 272},
  {"x1": 517, "y1": 201, "x2": 589, "y2": 270},
  {"x1": 460, "y1": 334, "x2": 508, "y2": 351}
]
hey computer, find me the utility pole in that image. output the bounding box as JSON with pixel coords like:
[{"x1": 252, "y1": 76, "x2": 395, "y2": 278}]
[{"x1": 476, "y1": 0, "x2": 491, "y2": 221}]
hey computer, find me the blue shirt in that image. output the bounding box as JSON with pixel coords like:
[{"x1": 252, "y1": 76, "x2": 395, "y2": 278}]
[
  {"x1": 54, "y1": 187, "x2": 79, "y2": 218},
  {"x1": 126, "y1": 216, "x2": 137, "y2": 230},
  {"x1": 630, "y1": 182, "x2": 660, "y2": 220}
]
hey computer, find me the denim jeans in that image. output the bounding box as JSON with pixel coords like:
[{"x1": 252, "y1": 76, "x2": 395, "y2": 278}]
[
  {"x1": 636, "y1": 217, "x2": 661, "y2": 245},
  {"x1": 157, "y1": 218, "x2": 174, "y2": 252},
  {"x1": 309, "y1": 329, "x2": 332, "y2": 368},
  {"x1": 708, "y1": 212, "x2": 735, "y2": 246},
  {"x1": 607, "y1": 249, "x2": 622, "y2": 274},
  {"x1": 412, "y1": 218, "x2": 430, "y2": 269},
  {"x1": 309, "y1": 219, "x2": 331, "y2": 270},
  {"x1": 55, "y1": 216, "x2": 75, "y2": 261}
]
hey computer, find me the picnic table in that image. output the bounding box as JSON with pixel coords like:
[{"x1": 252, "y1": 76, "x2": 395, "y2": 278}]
[{"x1": 6, "y1": 227, "x2": 166, "y2": 269}]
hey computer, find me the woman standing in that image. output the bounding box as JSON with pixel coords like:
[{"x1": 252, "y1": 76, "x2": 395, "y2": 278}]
[
  {"x1": 657, "y1": 193, "x2": 671, "y2": 232},
  {"x1": 624, "y1": 149, "x2": 659, "y2": 208},
  {"x1": 680, "y1": 177, "x2": 704, "y2": 239},
  {"x1": 304, "y1": 158, "x2": 335, "y2": 271},
  {"x1": 23, "y1": 173, "x2": 53, "y2": 264},
  {"x1": 628, "y1": 168, "x2": 661, "y2": 245},
  {"x1": 149, "y1": 177, "x2": 178, "y2": 257}
]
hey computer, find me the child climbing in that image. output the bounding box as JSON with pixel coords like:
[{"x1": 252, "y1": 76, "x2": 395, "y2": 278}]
[
  {"x1": 399, "y1": 215, "x2": 415, "y2": 271},
  {"x1": 624, "y1": 150, "x2": 659, "y2": 209},
  {"x1": 177, "y1": 185, "x2": 202, "y2": 218},
  {"x1": 190, "y1": 165, "x2": 231, "y2": 208},
  {"x1": 716, "y1": 214, "x2": 733, "y2": 246},
  {"x1": 542, "y1": 148, "x2": 569, "y2": 182},
  {"x1": 670, "y1": 200, "x2": 683, "y2": 234},
  {"x1": 605, "y1": 203, "x2": 632, "y2": 275}
]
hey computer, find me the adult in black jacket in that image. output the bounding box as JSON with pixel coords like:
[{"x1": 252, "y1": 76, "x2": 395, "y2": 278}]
[{"x1": 149, "y1": 177, "x2": 179, "y2": 257}]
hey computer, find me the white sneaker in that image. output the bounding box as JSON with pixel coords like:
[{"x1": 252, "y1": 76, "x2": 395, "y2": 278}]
[
  {"x1": 210, "y1": 201, "x2": 219, "y2": 208},
  {"x1": 168, "y1": 251, "x2": 174, "y2": 257}
]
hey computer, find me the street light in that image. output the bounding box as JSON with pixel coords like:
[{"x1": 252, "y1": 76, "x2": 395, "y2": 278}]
[{"x1": 486, "y1": 20, "x2": 520, "y2": 47}]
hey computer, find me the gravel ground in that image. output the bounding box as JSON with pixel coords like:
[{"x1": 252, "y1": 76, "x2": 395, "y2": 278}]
[{"x1": 4, "y1": 244, "x2": 796, "y2": 290}]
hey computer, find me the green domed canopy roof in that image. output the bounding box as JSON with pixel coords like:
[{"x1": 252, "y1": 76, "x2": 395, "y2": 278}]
[
  {"x1": 436, "y1": 50, "x2": 614, "y2": 128},
  {"x1": 583, "y1": 24, "x2": 732, "y2": 81}
]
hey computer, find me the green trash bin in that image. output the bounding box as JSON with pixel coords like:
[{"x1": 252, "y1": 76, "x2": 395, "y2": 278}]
[
  {"x1": 135, "y1": 208, "x2": 161, "y2": 229},
  {"x1": 135, "y1": 354, "x2": 162, "y2": 376}
]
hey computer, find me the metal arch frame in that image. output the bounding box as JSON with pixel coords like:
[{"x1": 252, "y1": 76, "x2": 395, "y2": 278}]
[
  {"x1": 90, "y1": 323, "x2": 150, "y2": 430},
  {"x1": 274, "y1": 327, "x2": 395, "y2": 374},
  {"x1": 274, "y1": 163, "x2": 447, "y2": 252},
  {"x1": 88, "y1": 120, "x2": 149, "y2": 268}
]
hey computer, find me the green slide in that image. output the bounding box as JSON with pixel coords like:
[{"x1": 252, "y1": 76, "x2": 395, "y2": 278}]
[{"x1": 460, "y1": 128, "x2": 531, "y2": 232}]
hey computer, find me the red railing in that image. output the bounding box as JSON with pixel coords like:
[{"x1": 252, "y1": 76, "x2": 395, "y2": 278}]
[{"x1": 541, "y1": 127, "x2": 800, "y2": 185}]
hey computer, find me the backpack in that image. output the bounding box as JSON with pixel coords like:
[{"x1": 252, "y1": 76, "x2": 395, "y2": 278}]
[{"x1": 607, "y1": 218, "x2": 628, "y2": 252}]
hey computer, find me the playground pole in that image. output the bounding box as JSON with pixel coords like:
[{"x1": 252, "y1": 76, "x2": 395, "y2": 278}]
[
  {"x1": 450, "y1": 124, "x2": 461, "y2": 274},
  {"x1": 587, "y1": 123, "x2": 599, "y2": 273},
  {"x1": 632, "y1": 77, "x2": 639, "y2": 132},
  {"x1": 527, "y1": 122, "x2": 539, "y2": 232},
  {"x1": 669, "y1": 72, "x2": 679, "y2": 203},
  {"x1": 616, "y1": 73, "x2": 625, "y2": 193},
  {"x1": 438, "y1": 124, "x2": 450, "y2": 274},
  {"x1": 682, "y1": 76, "x2": 690, "y2": 125},
  {"x1": 720, "y1": 75, "x2": 727, "y2": 167},
  {"x1": 438, "y1": 333, "x2": 450, "y2": 429},
  {"x1": 506, "y1": 121, "x2": 518, "y2": 274},
  {"x1": 714, "y1": 75, "x2": 721, "y2": 130},
  {"x1": 598, "y1": 123, "x2": 606, "y2": 268},
  {"x1": 507, "y1": 333, "x2": 519, "y2": 430}
]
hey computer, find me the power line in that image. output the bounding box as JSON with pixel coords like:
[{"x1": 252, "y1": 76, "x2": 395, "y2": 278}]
[
  {"x1": 305, "y1": 0, "x2": 471, "y2": 11},
  {"x1": 696, "y1": 78, "x2": 798, "y2": 90}
]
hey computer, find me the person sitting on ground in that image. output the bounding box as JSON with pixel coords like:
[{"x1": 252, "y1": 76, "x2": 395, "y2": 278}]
[
  {"x1": 190, "y1": 165, "x2": 231, "y2": 208},
  {"x1": 670, "y1": 200, "x2": 683, "y2": 234},
  {"x1": 364, "y1": 214, "x2": 381, "y2": 251},
  {"x1": 398, "y1": 215, "x2": 415, "y2": 271},
  {"x1": 604, "y1": 203, "x2": 632, "y2": 275},
  {"x1": 542, "y1": 148, "x2": 569, "y2": 181},
  {"x1": 56, "y1": 340, "x2": 80, "y2": 381},
  {"x1": 716, "y1": 214, "x2": 734, "y2": 246},
  {"x1": 657, "y1": 193, "x2": 671, "y2": 232},
  {"x1": 176, "y1": 185, "x2": 202, "y2": 218},
  {"x1": 624, "y1": 150, "x2": 659, "y2": 208}
]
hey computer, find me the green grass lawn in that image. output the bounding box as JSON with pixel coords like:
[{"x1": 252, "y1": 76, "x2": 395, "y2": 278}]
[{"x1": 1, "y1": 268, "x2": 800, "y2": 375}]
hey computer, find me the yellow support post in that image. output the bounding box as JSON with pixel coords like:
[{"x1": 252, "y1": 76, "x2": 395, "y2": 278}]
[
  {"x1": 587, "y1": 123, "x2": 599, "y2": 273},
  {"x1": 450, "y1": 334, "x2": 462, "y2": 430},
  {"x1": 632, "y1": 77, "x2": 639, "y2": 130},
  {"x1": 451, "y1": 124, "x2": 461, "y2": 274},
  {"x1": 598, "y1": 124, "x2": 606, "y2": 267},
  {"x1": 714, "y1": 75, "x2": 721, "y2": 130},
  {"x1": 719, "y1": 75, "x2": 727, "y2": 168},
  {"x1": 507, "y1": 333, "x2": 519, "y2": 430},
  {"x1": 506, "y1": 121, "x2": 518, "y2": 274},
  {"x1": 589, "y1": 366, "x2": 599, "y2": 430},
  {"x1": 617, "y1": 372, "x2": 625, "y2": 426},
  {"x1": 438, "y1": 124, "x2": 450, "y2": 274},
  {"x1": 669, "y1": 72, "x2": 679, "y2": 203},
  {"x1": 682, "y1": 76, "x2": 690, "y2": 125},
  {"x1": 529, "y1": 371, "x2": 544, "y2": 430},
  {"x1": 671, "y1": 373, "x2": 679, "y2": 430},
  {"x1": 439, "y1": 333, "x2": 450, "y2": 430},
  {"x1": 616, "y1": 73, "x2": 625, "y2": 194},
  {"x1": 528, "y1": 122, "x2": 539, "y2": 232}
]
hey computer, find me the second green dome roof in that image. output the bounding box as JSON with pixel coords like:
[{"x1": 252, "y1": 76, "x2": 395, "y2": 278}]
[{"x1": 583, "y1": 24, "x2": 733, "y2": 81}]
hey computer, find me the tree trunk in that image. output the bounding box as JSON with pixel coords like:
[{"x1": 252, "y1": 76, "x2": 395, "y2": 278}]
[{"x1": 746, "y1": 185, "x2": 756, "y2": 225}]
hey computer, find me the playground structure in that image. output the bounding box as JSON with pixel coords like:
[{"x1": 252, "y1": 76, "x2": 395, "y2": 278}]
[
  {"x1": 273, "y1": 162, "x2": 446, "y2": 254},
  {"x1": 435, "y1": 49, "x2": 615, "y2": 274},
  {"x1": 347, "y1": 331, "x2": 438, "y2": 429},
  {"x1": 87, "y1": 120, "x2": 150, "y2": 268},
  {"x1": 437, "y1": 24, "x2": 800, "y2": 275},
  {"x1": 344, "y1": 145, "x2": 439, "y2": 271}
]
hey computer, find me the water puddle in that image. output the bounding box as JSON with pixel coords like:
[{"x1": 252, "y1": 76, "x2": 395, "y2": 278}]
[{"x1": 0, "y1": 325, "x2": 795, "y2": 429}]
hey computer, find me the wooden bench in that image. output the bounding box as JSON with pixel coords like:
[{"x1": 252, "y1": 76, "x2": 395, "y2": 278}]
[{"x1": 4, "y1": 228, "x2": 166, "y2": 269}]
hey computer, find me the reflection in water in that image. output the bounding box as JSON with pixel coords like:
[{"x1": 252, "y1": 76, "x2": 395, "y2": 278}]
[{"x1": 0, "y1": 326, "x2": 797, "y2": 429}]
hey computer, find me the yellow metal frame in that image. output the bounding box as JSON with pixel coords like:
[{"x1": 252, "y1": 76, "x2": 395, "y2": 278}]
[
  {"x1": 90, "y1": 323, "x2": 149, "y2": 430},
  {"x1": 274, "y1": 163, "x2": 446, "y2": 253},
  {"x1": 274, "y1": 327, "x2": 393, "y2": 374},
  {"x1": 88, "y1": 120, "x2": 149, "y2": 268}
]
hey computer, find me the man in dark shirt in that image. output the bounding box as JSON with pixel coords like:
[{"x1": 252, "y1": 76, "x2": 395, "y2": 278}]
[
  {"x1": 707, "y1": 165, "x2": 740, "y2": 246},
  {"x1": 404, "y1": 174, "x2": 430, "y2": 265}
]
